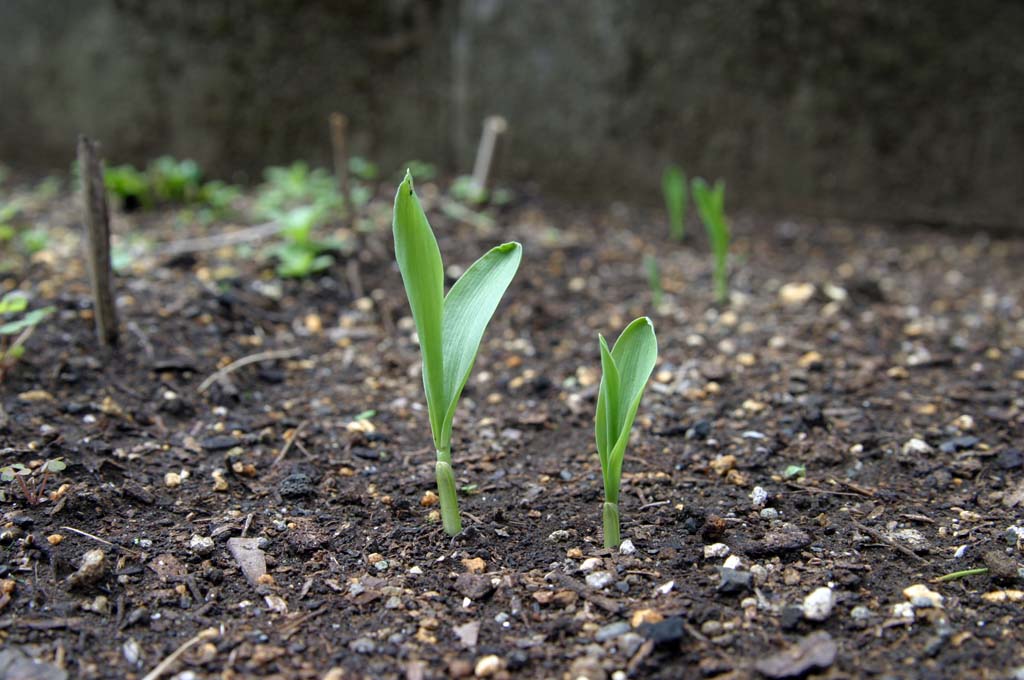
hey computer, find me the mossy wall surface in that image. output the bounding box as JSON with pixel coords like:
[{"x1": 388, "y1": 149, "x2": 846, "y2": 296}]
[{"x1": 2, "y1": 0, "x2": 1021, "y2": 227}]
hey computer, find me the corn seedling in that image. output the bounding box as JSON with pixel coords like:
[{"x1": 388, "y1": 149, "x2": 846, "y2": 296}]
[
  {"x1": 596, "y1": 317, "x2": 658, "y2": 548},
  {"x1": 272, "y1": 205, "x2": 349, "y2": 278},
  {"x1": 393, "y1": 171, "x2": 522, "y2": 535},
  {"x1": 692, "y1": 178, "x2": 730, "y2": 305},
  {"x1": 644, "y1": 254, "x2": 663, "y2": 308},
  {"x1": 104, "y1": 164, "x2": 151, "y2": 210},
  {"x1": 662, "y1": 165, "x2": 687, "y2": 241},
  {"x1": 0, "y1": 457, "x2": 65, "y2": 505},
  {"x1": 0, "y1": 292, "x2": 55, "y2": 380}
]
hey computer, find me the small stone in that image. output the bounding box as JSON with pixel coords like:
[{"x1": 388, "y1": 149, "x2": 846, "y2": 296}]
[
  {"x1": 797, "y1": 351, "x2": 823, "y2": 369},
  {"x1": 567, "y1": 656, "x2": 605, "y2": 680},
  {"x1": 700, "y1": 620, "x2": 723, "y2": 636},
  {"x1": 903, "y1": 584, "x2": 944, "y2": 609},
  {"x1": 455, "y1": 573, "x2": 495, "y2": 600},
  {"x1": 704, "y1": 543, "x2": 730, "y2": 559},
  {"x1": 750, "y1": 486, "x2": 768, "y2": 508},
  {"x1": 189, "y1": 534, "x2": 215, "y2": 557},
  {"x1": 891, "y1": 602, "x2": 916, "y2": 620},
  {"x1": 420, "y1": 490, "x2": 439, "y2": 507},
  {"x1": 939, "y1": 435, "x2": 980, "y2": 454},
  {"x1": 638, "y1": 616, "x2": 685, "y2": 645},
  {"x1": 760, "y1": 508, "x2": 780, "y2": 520},
  {"x1": 717, "y1": 567, "x2": 752, "y2": 595},
  {"x1": 618, "y1": 539, "x2": 636, "y2": 555},
  {"x1": 850, "y1": 605, "x2": 873, "y2": 621},
  {"x1": 802, "y1": 587, "x2": 835, "y2": 621},
  {"x1": 566, "y1": 547, "x2": 584, "y2": 559},
  {"x1": 67, "y1": 549, "x2": 107, "y2": 589},
  {"x1": 164, "y1": 471, "x2": 182, "y2": 488},
  {"x1": 349, "y1": 637, "x2": 375, "y2": 654},
  {"x1": 200, "y1": 435, "x2": 240, "y2": 451},
  {"x1": 47, "y1": 534, "x2": 64, "y2": 545},
  {"x1": 211, "y1": 469, "x2": 229, "y2": 492},
  {"x1": 656, "y1": 580, "x2": 674, "y2": 595},
  {"x1": 462, "y1": 557, "x2": 486, "y2": 574},
  {"x1": 778, "y1": 282, "x2": 816, "y2": 306},
  {"x1": 278, "y1": 473, "x2": 314, "y2": 498},
  {"x1": 755, "y1": 631, "x2": 837, "y2": 679},
  {"x1": 580, "y1": 557, "x2": 603, "y2": 573},
  {"x1": 982, "y1": 549, "x2": 1019, "y2": 582},
  {"x1": 474, "y1": 654, "x2": 503, "y2": 677},
  {"x1": 902, "y1": 438, "x2": 932, "y2": 455},
  {"x1": 630, "y1": 609, "x2": 663, "y2": 627},
  {"x1": 586, "y1": 571, "x2": 615, "y2": 589},
  {"x1": 710, "y1": 455, "x2": 736, "y2": 476},
  {"x1": 547, "y1": 529, "x2": 571, "y2": 542},
  {"x1": 722, "y1": 554, "x2": 742, "y2": 570},
  {"x1": 595, "y1": 621, "x2": 631, "y2": 642},
  {"x1": 996, "y1": 449, "x2": 1023, "y2": 470},
  {"x1": 780, "y1": 604, "x2": 803, "y2": 631},
  {"x1": 951, "y1": 414, "x2": 975, "y2": 431}
]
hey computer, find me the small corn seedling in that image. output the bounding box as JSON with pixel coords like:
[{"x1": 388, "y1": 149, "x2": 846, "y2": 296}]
[
  {"x1": 0, "y1": 457, "x2": 66, "y2": 505},
  {"x1": 692, "y1": 178, "x2": 730, "y2": 305},
  {"x1": 393, "y1": 171, "x2": 522, "y2": 535},
  {"x1": 596, "y1": 317, "x2": 658, "y2": 548},
  {"x1": 644, "y1": 254, "x2": 663, "y2": 308},
  {"x1": 0, "y1": 292, "x2": 55, "y2": 381},
  {"x1": 662, "y1": 165, "x2": 687, "y2": 241}
]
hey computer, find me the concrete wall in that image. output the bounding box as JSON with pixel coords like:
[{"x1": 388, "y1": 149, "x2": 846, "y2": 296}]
[{"x1": 2, "y1": 0, "x2": 1022, "y2": 228}]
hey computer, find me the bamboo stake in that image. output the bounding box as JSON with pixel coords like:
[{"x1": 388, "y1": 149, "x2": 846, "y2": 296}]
[
  {"x1": 77, "y1": 135, "x2": 119, "y2": 347},
  {"x1": 470, "y1": 115, "x2": 508, "y2": 197},
  {"x1": 329, "y1": 112, "x2": 351, "y2": 212}
]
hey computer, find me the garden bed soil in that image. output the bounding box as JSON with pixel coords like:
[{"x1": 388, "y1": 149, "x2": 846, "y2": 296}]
[{"x1": 1, "y1": 185, "x2": 1023, "y2": 679}]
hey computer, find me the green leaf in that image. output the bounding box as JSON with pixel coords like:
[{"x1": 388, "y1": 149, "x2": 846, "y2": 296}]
[
  {"x1": 437, "y1": 241, "x2": 522, "y2": 447},
  {"x1": 662, "y1": 165, "x2": 687, "y2": 240},
  {"x1": 44, "y1": 458, "x2": 66, "y2": 473},
  {"x1": 595, "y1": 317, "x2": 658, "y2": 504},
  {"x1": 0, "y1": 306, "x2": 54, "y2": 335},
  {"x1": 0, "y1": 292, "x2": 28, "y2": 315},
  {"x1": 393, "y1": 171, "x2": 447, "y2": 444}
]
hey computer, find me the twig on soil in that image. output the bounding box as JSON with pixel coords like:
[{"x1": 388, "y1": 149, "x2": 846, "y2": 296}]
[
  {"x1": 141, "y1": 627, "x2": 218, "y2": 680},
  {"x1": 271, "y1": 421, "x2": 307, "y2": 468},
  {"x1": 852, "y1": 520, "x2": 930, "y2": 565},
  {"x1": 279, "y1": 605, "x2": 328, "y2": 639},
  {"x1": 61, "y1": 526, "x2": 143, "y2": 557},
  {"x1": 197, "y1": 348, "x2": 302, "y2": 393},
  {"x1": 934, "y1": 567, "x2": 989, "y2": 582},
  {"x1": 152, "y1": 220, "x2": 282, "y2": 258},
  {"x1": 638, "y1": 500, "x2": 671, "y2": 510}
]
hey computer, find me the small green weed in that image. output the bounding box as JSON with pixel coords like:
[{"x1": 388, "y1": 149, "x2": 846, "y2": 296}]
[
  {"x1": 692, "y1": 177, "x2": 731, "y2": 305},
  {"x1": 1, "y1": 457, "x2": 66, "y2": 505},
  {"x1": 662, "y1": 165, "x2": 687, "y2": 241}
]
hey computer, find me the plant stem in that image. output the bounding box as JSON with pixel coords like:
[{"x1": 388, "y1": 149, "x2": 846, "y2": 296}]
[
  {"x1": 603, "y1": 501, "x2": 620, "y2": 548},
  {"x1": 934, "y1": 567, "x2": 989, "y2": 582},
  {"x1": 435, "y1": 449, "x2": 462, "y2": 536}
]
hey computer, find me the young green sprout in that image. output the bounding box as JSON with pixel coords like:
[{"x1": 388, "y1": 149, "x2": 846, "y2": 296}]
[
  {"x1": 662, "y1": 165, "x2": 687, "y2": 241},
  {"x1": 692, "y1": 178, "x2": 730, "y2": 305},
  {"x1": 393, "y1": 171, "x2": 522, "y2": 536},
  {"x1": 595, "y1": 317, "x2": 658, "y2": 548},
  {"x1": 644, "y1": 254, "x2": 663, "y2": 309}
]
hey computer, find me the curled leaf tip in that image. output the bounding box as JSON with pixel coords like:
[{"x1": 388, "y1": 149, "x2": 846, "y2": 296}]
[{"x1": 495, "y1": 241, "x2": 521, "y2": 253}]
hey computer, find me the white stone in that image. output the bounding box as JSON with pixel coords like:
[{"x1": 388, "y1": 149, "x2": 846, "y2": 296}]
[
  {"x1": 586, "y1": 571, "x2": 615, "y2": 589},
  {"x1": 618, "y1": 539, "x2": 637, "y2": 555},
  {"x1": 802, "y1": 586, "x2": 835, "y2": 621},
  {"x1": 750, "y1": 486, "x2": 769, "y2": 508},
  {"x1": 892, "y1": 602, "x2": 916, "y2": 621},
  {"x1": 723, "y1": 555, "x2": 743, "y2": 570},
  {"x1": 902, "y1": 438, "x2": 932, "y2": 455},
  {"x1": 779, "y1": 282, "x2": 816, "y2": 306},
  {"x1": 704, "y1": 543, "x2": 730, "y2": 559},
  {"x1": 474, "y1": 654, "x2": 503, "y2": 677},
  {"x1": 580, "y1": 557, "x2": 603, "y2": 573},
  {"x1": 903, "y1": 584, "x2": 944, "y2": 609}
]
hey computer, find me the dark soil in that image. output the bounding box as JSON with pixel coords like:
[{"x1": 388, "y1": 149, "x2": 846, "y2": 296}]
[{"x1": 1, "y1": 183, "x2": 1023, "y2": 680}]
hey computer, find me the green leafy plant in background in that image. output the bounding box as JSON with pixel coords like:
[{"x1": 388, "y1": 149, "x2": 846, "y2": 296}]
[
  {"x1": 348, "y1": 156, "x2": 379, "y2": 182},
  {"x1": 1, "y1": 457, "x2": 66, "y2": 505},
  {"x1": 449, "y1": 175, "x2": 514, "y2": 208},
  {"x1": 271, "y1": 205, "x2": 347, "y2": 278},
  {"x1": 692, "y1": 178, "x2": 730, "y2": 305},
  {"x1": 595, "y1": 317, "x2": 658, "y2": 548},
  {"x1": 148, "y1": 156, "x2": 202, "y2": 203},
  {"x1": 255, "y1": 162, "x2": 347, "y2": 218},
  {"x1": 393, "y1": 171, "x2": 522, "y2": 536},
  {"x1": 662, "y1": 165, "x2": 687, "y2": 241},
  {"x1": 0, "y1": 292, "x2": 55, "y2": 381},
  {"x1": 104, "y1": 164, "x2": 151, "y2": 210},
  {"x1": 644, "y1": 254, "x2": 663, "y2": 308}
]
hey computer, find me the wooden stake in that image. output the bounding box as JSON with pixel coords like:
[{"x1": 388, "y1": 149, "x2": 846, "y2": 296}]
[
  {"x1": 329, "y1": 112, "x2": 351, "y2": 212},
  {"x1": 470, "y1": 115, "x2": 508, "y2": 196},
  {"x1": 77, "y1": 135, "x2": 118, "y2": 347}
]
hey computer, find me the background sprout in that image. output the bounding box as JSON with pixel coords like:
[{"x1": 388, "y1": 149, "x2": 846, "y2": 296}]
[
  {"x1": 393, "y1": 171, "x2": 522, "y2": 536},
  {"x1": 662, "y1": 165, "x2": 687, "y2": 241},
  {"x1": 595, "y1": 317, "x2": 658, "y2": 548},
  {"x1": 692, "y1": 177, "x2": 730, "y2": 305},
  {"x1": 0, "y1": 291, "x2": 55, "y2": 380},
  {"x1": 644, "y1": 254, "x2": 663, "y2": 309}
]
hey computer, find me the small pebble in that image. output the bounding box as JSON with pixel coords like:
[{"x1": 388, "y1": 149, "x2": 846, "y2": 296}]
[
  {"x1": 189, "y1": 534, "x2": 215, "y2": 557},
  {"x1": 802, "y1": 586, "x2": 835, "y2": 621},
  {"x1": 547, "y1": 529, "x2": 571, "y2": 542},
  {"x1": 586, "y1": 571, "x2": 615, "y2": 589},
  {"x1": 850, "y1": 605, "x2": 873, "y2": 621},
  {"x1": 704, "y1": 543, "x2": 730, "y2": 559},
  {"x1": 760, "y1": 508, "x2": 780, "y2": 520},
  {"x1": 903, "y1": 584, "x2": 944, "y2": 609},
  {"x1": 211, "y1": 469, "x2": 229, "y2": 492},
  {"x1": 618, "y1": 539, "x2": 636, "y2": 556},
  {"x1": 717, "y1": 568, "x2": 752, "y2": 595},
  {"x1": 595, "y1": 621, "x2": 631, "y2": 642},
  {"x1": 474, "y1": 654, "x2": 503, "y2": 677},
  {"x1": 164, "y1": 471, "x2": 182, "y2": 488},
  {"x1": 902, "y1": 438, "x2": 932, "y2": 455},
  {"x1": 750, "y1": 486, "x2": 768, "y2": 508},
  {"x1": 580, "y1": 557, "x2": 603, "y2": 573},
  {"x1": 892, "y1": 602, "x2": 916, "y2": 620}
]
